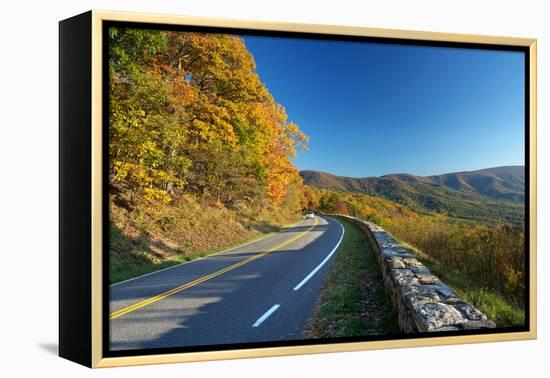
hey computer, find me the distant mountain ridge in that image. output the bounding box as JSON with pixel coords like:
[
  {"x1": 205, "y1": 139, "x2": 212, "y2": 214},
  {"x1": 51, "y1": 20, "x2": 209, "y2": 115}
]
[
  {"x1": 386, "y1": 166, "x2": 524, "y2": 203},
  {"x1": 300, "y1": 166, "x2": 525, "y2": 224}
]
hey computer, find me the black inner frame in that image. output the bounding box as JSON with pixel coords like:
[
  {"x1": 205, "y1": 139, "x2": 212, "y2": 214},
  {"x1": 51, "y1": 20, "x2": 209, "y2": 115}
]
[{"x1": 102, "y1": 20, "x2": 531, "y2": 359}]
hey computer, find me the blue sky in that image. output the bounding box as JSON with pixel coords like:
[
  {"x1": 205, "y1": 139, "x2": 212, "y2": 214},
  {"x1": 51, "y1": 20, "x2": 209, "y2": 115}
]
[{"x1": 242, "y1": 35, "x2": 525, "y2": 177}]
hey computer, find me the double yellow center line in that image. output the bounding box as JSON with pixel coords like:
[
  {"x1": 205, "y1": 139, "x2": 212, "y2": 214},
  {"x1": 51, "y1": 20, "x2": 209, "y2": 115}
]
[{"x1": 110, "y1": 217, "x2": 319, "y2": 320}]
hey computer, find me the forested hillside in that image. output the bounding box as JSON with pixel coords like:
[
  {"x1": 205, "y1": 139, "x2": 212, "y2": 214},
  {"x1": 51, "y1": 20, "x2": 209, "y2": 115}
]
[
  {"x1": 108, "y1": 28, "x2": 309, "y2": 282},
  {"x1": 301, "y1": 166, "x2": 525, "y2": 225},
  {"x1": 423, "y1": 166, "x2": 524, "y2": 202}
]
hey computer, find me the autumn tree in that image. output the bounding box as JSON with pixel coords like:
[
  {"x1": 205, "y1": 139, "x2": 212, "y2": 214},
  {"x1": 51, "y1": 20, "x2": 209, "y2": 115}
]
[{"x1": 108, "y1": 27, "x2": 308, "y2": 209}]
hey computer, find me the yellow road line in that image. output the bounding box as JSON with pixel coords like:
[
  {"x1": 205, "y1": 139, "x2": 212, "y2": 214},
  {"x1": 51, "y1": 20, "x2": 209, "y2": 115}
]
[{"x1": 110, "y1": 217, "x2": 319, "y2": 320}]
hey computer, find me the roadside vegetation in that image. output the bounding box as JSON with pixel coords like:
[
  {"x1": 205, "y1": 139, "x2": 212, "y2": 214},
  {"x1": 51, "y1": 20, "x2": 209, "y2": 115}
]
[
  {"x1": 108, "y1": 28, "x2": 308, "y2": 283},
  {"x1": 398, "y1": 241, "x2": 525, "y2": 327},
  {"x1": 305, "y1": 186, "x2": 525, "y2": 328},
  {"x1": 308, "y1": 217, "x2": 401, "y2": 338},
  {"x1": 110, "y1": 193, "x2": 300, "y2": 283}
]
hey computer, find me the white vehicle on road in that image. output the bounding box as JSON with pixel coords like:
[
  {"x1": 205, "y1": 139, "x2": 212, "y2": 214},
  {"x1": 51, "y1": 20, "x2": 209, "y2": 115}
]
[{"x1": 305, "y1": 211, "x2": 315, "y2": 219}]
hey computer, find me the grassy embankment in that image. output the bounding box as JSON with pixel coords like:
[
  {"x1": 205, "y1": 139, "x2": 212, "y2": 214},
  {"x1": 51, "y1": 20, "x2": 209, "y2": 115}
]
[
  {"x1": 308, "y1": 217, "x2": 401, "y2": 338},
  {"x1": 110, "y1": 195, "x2": 301, "y2": 284}
]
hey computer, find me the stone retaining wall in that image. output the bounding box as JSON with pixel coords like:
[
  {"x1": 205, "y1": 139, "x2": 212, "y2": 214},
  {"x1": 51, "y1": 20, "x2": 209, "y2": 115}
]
[{"x1": 339, "y1": 215, "x2": 496, "y2": 333}]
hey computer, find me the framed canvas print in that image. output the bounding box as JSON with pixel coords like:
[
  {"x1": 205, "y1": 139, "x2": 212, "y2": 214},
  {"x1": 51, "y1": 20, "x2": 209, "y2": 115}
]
[{"x1": 59, "y1": 10, "x2": 537, "y2": 368}]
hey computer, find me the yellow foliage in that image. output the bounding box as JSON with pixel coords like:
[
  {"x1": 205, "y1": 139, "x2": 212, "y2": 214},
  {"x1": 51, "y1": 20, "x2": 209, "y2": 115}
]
[{"x1": 109, "y1": 28, "x2": 309, "y2": 212}]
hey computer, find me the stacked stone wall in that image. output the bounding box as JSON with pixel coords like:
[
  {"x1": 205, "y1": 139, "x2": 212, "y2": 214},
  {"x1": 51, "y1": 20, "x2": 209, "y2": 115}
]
[{"x1": 339, "y1": 215, "x2": 495, "y2": 332}]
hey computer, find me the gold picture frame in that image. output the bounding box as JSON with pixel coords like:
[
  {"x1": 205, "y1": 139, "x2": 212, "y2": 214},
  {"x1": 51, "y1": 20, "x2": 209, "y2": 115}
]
[{"x1": 59, "y1": 9, "x2": 537, "y2": 368}]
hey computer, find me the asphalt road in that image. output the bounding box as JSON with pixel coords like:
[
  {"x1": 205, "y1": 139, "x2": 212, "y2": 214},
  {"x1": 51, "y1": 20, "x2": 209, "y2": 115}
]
[{"x1": 109, "y1": 215, "x2": 345, "y2": 351}]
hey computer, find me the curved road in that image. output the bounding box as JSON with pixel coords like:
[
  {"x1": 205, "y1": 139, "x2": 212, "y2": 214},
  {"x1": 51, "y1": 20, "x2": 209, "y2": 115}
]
[{"x1": 109, "y1": 215, "x2": 344, "y2": 351}]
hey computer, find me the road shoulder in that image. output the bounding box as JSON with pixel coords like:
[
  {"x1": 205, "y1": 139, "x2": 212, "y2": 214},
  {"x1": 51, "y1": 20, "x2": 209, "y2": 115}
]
[{"x1": 306, "y1": 216, "x2": 401, "y2": 338}]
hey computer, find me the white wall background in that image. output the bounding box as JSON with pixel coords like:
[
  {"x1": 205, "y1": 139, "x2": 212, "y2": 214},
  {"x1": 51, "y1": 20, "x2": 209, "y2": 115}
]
[{"x1": 0, "y1": 0, "x2": 547, "y2": 376}]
